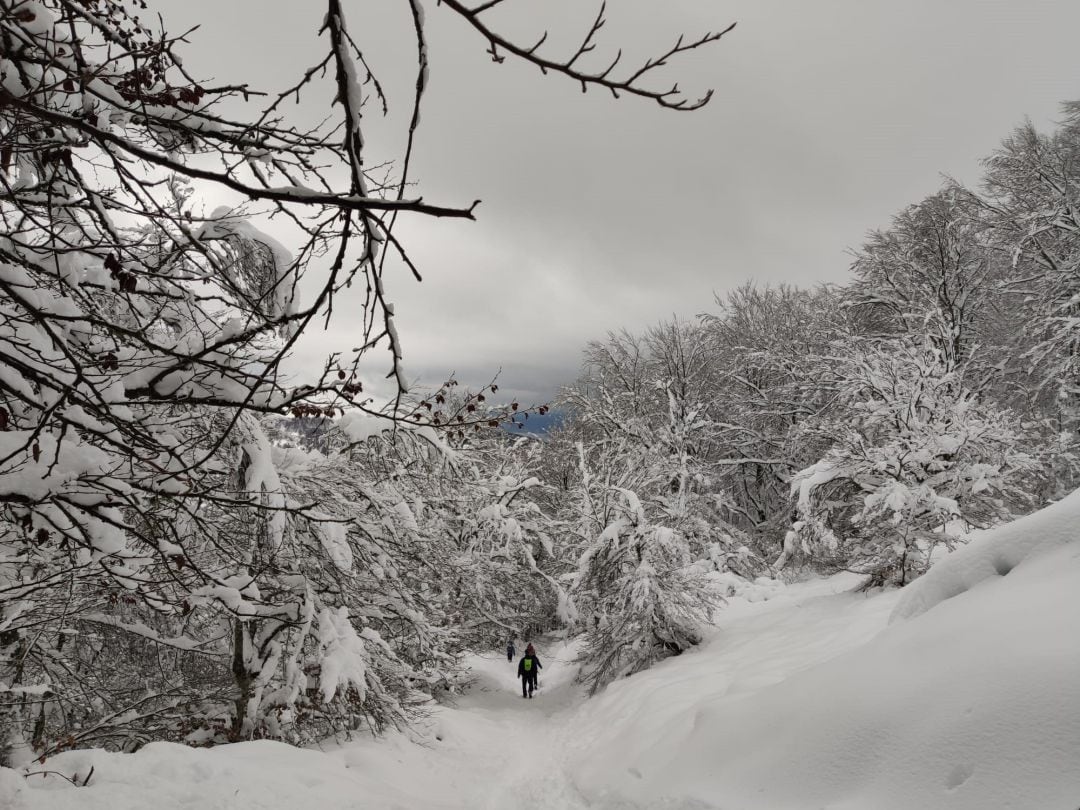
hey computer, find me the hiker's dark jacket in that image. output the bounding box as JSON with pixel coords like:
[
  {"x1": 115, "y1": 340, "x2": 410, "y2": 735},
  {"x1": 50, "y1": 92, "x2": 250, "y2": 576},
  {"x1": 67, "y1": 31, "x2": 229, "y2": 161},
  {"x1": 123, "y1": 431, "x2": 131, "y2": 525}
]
[{"x1": 517, "y1": 654, "x2": 542, "y2": 681}]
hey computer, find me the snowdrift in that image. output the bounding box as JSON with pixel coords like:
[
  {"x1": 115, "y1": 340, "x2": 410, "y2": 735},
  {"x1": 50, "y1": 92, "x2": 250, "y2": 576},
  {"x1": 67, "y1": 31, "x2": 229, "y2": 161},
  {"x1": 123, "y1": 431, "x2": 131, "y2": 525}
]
[
  {"x1": 569, "y1": 499, "x2": 1080, "y2": 809},
  {"x1": 891, "y1": 485, "x2": 1080, "y2": 622},
  {"x1": 1, "y1": 739, "x2": 388, "y2": 810}
]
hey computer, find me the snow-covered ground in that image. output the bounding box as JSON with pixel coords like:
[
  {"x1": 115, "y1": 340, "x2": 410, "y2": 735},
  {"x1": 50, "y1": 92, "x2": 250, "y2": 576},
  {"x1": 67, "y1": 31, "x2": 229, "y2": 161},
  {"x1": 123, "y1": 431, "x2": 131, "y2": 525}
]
[{"x1": 6, "y1": 500, "x2": 1079, "y2": 810}]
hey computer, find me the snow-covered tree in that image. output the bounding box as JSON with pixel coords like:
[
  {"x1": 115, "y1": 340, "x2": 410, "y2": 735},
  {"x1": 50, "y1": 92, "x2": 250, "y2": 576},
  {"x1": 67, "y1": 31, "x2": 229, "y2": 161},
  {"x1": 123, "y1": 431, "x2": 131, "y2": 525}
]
[
  {"x1": 698, "y1": 283, "x2": 856, "y2": 557},
  {"x1": 0, "y1": 0, "x2": 729, "y2": 761},
  {"x1": 787, "y1": 343, "x2": 1037, "y2": 586},
  {"x1": 980, "y1": 108, "x2": 1080, "y2": 428},
  {"x1": 847, "y1": 189, "x2": 997, "y2": 373},
  {"x1": 573, "y1": 483, "x2": 716, "y2": 694},
  {"x1": 349, "y1": 401, "x2": 567, "y2": 651},
  {"x1": 560, "y1": 321, "x2": 752, "y2": 560}
]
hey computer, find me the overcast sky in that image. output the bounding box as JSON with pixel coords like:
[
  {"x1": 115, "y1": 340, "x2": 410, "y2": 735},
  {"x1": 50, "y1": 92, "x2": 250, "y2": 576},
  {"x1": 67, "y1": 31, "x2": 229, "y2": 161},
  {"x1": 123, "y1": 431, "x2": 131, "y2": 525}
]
[{"x1": 170, "y1": 0, "x2": 1080, "y2": 404}]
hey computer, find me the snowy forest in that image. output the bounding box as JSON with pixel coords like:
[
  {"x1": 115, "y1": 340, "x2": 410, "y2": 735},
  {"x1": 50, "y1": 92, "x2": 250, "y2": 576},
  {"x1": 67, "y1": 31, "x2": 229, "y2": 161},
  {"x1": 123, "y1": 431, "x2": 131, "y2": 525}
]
[{"x1": 1, "y1": 1, "x2": 1079, "y2": 808}]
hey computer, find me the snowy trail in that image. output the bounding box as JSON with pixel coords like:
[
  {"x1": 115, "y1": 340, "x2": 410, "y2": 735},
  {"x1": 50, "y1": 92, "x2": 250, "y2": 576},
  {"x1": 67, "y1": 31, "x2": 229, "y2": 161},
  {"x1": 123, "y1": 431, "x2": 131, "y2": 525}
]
[
  {"x1": 323, "y1": 574, "x2": 897, "y2": 810},
  {"x1": 7, "y1": 576, "x2": 902, "y2": 810},
  {"x1": 423, "y1": 641, "x2": 593, "y2": 809}
]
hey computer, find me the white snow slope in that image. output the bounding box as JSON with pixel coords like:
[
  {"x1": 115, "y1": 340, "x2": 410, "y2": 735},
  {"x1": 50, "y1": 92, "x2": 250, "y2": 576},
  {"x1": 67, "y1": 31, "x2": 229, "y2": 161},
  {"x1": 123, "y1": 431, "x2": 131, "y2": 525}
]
[{"x1": 5, "y1": 496, "x2": 1079, "y2": 809}]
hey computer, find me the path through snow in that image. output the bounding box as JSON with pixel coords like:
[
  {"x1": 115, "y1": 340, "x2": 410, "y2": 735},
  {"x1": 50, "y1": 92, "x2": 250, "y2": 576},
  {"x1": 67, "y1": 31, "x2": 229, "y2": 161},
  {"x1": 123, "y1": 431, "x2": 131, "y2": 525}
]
[
  {"x1": 328, "y1": 637, "x2": 595, "y2": 809},
  {"x1": 323, "y1": 573, "x2": 896, "y2": 809},
  {"x1": 458, "y1": 645, "x2": 592, "y2": 808}
]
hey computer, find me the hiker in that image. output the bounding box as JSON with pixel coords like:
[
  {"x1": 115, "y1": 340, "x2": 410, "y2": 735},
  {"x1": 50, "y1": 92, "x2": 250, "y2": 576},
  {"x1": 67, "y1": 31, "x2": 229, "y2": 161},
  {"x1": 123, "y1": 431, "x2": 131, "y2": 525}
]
[
  {"x1": 517, "y1": 643, "x2": 542, "y2": 698},
  {"x1": 506, "y1": 638, "x2": 516, "y2": 662}
]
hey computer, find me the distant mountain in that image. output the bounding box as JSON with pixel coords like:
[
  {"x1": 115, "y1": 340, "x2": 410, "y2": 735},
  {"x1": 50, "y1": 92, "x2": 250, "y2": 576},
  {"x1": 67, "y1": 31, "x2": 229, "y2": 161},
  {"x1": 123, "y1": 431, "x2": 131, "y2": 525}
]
[{"x1": 502, "y1": 408, "x2": 565, "y2": 437}]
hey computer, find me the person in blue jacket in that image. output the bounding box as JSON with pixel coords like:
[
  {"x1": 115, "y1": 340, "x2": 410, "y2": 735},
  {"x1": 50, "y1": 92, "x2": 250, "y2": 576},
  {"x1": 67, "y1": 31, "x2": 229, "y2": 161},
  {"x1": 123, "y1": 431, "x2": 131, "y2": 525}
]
[
  {"x1": 517, "y1": 643, "x2": 541, "y2": 698},
  {"x1": 506, "y1": 638, "x2": 516, "y2": 662}
]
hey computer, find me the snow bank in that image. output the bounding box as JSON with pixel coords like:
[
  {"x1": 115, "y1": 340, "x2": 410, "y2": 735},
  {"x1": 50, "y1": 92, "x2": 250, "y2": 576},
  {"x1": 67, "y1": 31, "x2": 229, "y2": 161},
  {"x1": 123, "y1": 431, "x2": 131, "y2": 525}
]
[
  {"x1": 4, "y1": 740, "x2": 377, "y2": 810},
  {"x1": 568, "y1": 529, "x2": 1080, "y2": 808},
  {"x1": 891, "y1": 486, "x2": 1080, "y2": 622}
]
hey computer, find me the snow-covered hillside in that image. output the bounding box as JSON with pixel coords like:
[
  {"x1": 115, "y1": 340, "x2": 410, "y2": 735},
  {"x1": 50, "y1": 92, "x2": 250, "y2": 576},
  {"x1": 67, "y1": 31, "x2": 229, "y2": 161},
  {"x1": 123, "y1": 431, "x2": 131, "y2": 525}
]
[
  {"x1": 570, "y1": 515, "x2": 1080, "y2": 808},
  {"x1": 6, "y1": 497, "x2": 1079, "y2": 810}
]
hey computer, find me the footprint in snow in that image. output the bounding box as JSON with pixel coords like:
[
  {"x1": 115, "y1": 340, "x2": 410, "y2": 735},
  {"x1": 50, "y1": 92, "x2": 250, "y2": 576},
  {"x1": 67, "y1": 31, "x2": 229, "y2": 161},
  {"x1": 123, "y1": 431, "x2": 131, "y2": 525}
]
[{"x1": 945, "y1": 763, "x2": 974, "y2": 791}]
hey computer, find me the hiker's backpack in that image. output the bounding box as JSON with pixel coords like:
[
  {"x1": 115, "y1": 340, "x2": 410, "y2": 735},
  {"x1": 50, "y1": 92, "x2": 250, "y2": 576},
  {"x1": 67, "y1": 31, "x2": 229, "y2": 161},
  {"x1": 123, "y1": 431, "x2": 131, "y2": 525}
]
[{"x1": 523, "y1": 657, "x2": 533, "y2": 672}]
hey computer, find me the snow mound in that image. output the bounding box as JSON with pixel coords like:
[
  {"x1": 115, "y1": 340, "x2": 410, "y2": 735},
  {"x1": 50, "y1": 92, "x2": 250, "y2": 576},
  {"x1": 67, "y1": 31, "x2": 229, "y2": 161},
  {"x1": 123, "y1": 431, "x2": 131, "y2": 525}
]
[
  {"x1": 706, "y1": 570, "x2": 786, "y2": 603},
  {"x1": 568, "y1": 531, "x2": 1080, "y2": 808},
  {"x1": 891, "y1": 487, "x2": 1080, "y2": 622}
]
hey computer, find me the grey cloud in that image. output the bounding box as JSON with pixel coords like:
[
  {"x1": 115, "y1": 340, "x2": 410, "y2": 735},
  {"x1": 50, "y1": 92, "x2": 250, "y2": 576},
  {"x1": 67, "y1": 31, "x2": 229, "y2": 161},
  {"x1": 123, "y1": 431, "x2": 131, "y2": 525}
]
[{"x1": 172, "y1": 0, "x2": 1080, "y2": 402}]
